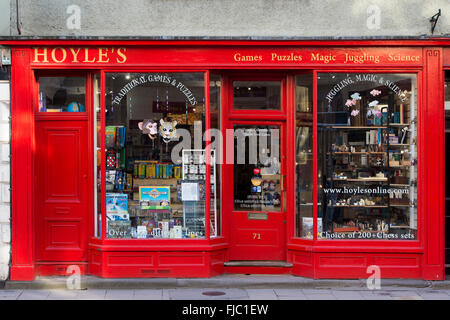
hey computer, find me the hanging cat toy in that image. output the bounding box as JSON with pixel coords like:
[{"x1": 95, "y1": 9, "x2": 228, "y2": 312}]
[{"x1": 159, "y1": 119, "x2": 178, "y2": 151}]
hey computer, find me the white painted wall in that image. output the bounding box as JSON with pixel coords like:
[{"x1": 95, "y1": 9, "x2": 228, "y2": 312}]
[{"x1": 0, "y1": 81, "x2": 10, "y2": 281}]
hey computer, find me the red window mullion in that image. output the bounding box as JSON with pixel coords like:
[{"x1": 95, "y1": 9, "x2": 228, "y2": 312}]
[
  {"x1": 100, "y1": 70, "x2": 106, "y2": 239},
  {"x1": 205, "y1": 71, "x2": 211, "y2": 240},
  {"x1": 312, "y1": 71, "x2": 318, "y2": 242}
]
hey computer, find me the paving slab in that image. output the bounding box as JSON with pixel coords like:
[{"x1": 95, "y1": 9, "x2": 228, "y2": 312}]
[
  {"x1": 246, "y1": 289, "x2": 278, "y2": 300},
  {"x1": 304, "y1": 293, "x2": 336, "y2": 300},
  {"x1": 388, "y1": 290, "x2": 421, "y2": 297},
  {"x1": 332, "y1": 290, "x2": 366, "y2": 300},
  {"x1": 133, "y1": 289, "x2": 163, "y2": 300},
  {"x1": 17, "y1": 289, "x2": 51, "y2": 300},
  {"x1": 302, "y1": 289, "x2": 334, "y2": 294},
  {"x1": 274, "y1": 289, "x2": 307, "y2": 300},
  {"x1": 0, "y1": 290, "x2": 22, "y2": 300},
  {"x1": 419, "y1": 294, "x2": 450, "y2": 300},
  {"x1": 162, "y1": 289, "x2": 171, "y2": 300},
  {"x1": 393, "y1": 295, "x2": 424, "y2": 300},
  {"x1": 359, "y1": 291, "x2": 394, "y2": 300},
  {"x1": 47, "y1": 289, "x2": 81, "y2": 300},
  {"x1": 76, "y1": 289, "x2": 107, "y2": 300},
  {"x1": 105, "y1": 289, "x2": 135, "y2": 300},
  {"x1": 168, "y1": 288, "x2": 248, "y2": 300},
  {"x1": 417, "y1": 290, "x2": 450, "y2": 300}
]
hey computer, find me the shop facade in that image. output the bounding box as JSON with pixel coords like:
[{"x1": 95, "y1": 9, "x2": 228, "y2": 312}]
[{"x1": 4, "y1": 39, "x2": 449, "y2": 281}]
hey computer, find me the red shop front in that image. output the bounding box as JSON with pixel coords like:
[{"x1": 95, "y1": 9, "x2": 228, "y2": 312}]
[{"x1": 4, "y1": 39, "x2": 449, "y2": 281}]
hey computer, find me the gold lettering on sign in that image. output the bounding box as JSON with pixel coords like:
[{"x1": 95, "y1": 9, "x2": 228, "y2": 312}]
[
  {"x1": 271, "y1": 52, "x2": 302, "y2": 62},
  {"x1": 233, "y1": 52, "x2": 262, "y2": 62},
  {"x1": 98, "y1": 48, "x2": 110, "y2": 63},
  {"x1": 69, "y1": 48, "x2": 81, "y2": 62},
  {"x1": 388, "y1": 54, "x2": 420, "y2": 62},
  {"x1": 33, "y1": 47, "x2": 49, "y2": 62},
  {"x1": 253, "y1": 233, "x2": 261, "y2": 240},
  {"x1": 51, "y1": 47, "x2": 67, "y2": 63},
  {"x1": 117, "y1": 48, "x2": 127, "y2": 63},
  {"x1": 84, "y1": 48, "x2": 96, "y2": 63},
  {"x1": 311, "y1": 53, "x2": 336, "y2": 64},
  {"x1": 32, "y1": 47, "x2": 128, "y2": 64},
  {"x1": 344, "y1": 53, "x2": 380, "y2": 64}
]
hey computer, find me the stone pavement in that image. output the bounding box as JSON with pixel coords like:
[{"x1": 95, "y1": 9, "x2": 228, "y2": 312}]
[
  {"x1": 1, "y1": 274, "x2": 450, "y2": 300},
  {"x1": 1, "y1": 287, "x2": 450, "y2": 300},
  {"x1": 5, "y1": 274, "x2": 450, "y2": 290}
]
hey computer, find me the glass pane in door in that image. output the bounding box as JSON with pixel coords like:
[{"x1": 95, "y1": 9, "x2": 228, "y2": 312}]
[
  {"x1": 233, "y1": 81, "x2": 281, "y2": 110},
  {"x1": 233, "y1": 125, "x2": 281, "y2": 212}
]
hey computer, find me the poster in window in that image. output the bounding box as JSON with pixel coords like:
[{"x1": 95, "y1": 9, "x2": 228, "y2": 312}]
[{"x1": 139, "y1": 186, "x2": 170, "y2": 209}]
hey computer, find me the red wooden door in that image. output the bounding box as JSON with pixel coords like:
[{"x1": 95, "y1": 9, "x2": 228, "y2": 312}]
[
  {"x1": 35, "y1": 120, "x2": 89, "y2": 262},
  {"x1": 226, "y1": 121, "x2": 287, "y2": 261},
  {"x1": 224, "y1": 75, "x2": 288, "y2": 261}
]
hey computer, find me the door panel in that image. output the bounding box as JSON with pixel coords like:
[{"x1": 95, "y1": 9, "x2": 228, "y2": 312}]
[
  {"x1": 36, "y1": 120, "x2": 89, "y2": 262},
  {"x1": 227, "y1": 123, "x2": 286, "y2": 261}
]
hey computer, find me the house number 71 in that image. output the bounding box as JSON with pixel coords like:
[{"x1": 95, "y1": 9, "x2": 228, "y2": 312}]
[{"x1": 253, "y1": 233, "x2": 261, "y2": 240}]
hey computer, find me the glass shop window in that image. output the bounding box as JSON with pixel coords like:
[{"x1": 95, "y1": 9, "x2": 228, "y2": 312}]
[
  {"x1": 233, "y1": 81, "x2": 281, "y2": 110},
  {"x1": 38, "y1": 77, "x2": 86, "y2": 112},
  {"x1": 294, "y1": 74, "x2": 314, "y2": 238},
  {"x1": 103, "y1": 72, "x2": 209, "y2": 239},
  {"x1": 317, "y1": 73, "x2": 417, "y2": 240},
  {"x1": 210, "y1": 74, "x2": 222, "y2": 237},
  {"x1": 94, "y1": 73, "x2": 101, "y2": 237}
]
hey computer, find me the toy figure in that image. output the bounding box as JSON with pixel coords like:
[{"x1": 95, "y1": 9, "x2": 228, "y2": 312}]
[
  {"x1": 159, "y1": 119, "x2": 178, "y2": 143},
  {"x1": 138, "y1": 119, "x2": 158, "y2": 140}
]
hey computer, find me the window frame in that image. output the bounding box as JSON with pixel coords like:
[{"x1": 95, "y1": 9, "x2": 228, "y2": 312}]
[
  {"x1": 34, "y1": 70, "x2": 89, "y2": 116},
  {"x1": 290, "y1": 69, "x2": 423, "y2": 251},
  {"x1": 99, "y1": 69, "x2": 218, "y2": 242},
  {"x1": 226, "y1": 73, "x2": 287, "y2": 120}
]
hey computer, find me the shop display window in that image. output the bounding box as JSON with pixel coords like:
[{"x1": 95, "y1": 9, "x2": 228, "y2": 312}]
[
  {"x1": 103, "y1": 72, "x2": 211, "y2": 239},
  {"x1": 294, "y1": 74, "x2": 314, "y2": 238},
  {"x1": 233, "y1": 81, "x2": 281, "y2": 110},
  {"x1": 317, "y1": 73, "x2": 417, "y2": 240},
  {"x1": 38, "y1": 76, "x2": 86, "y2": 112},
  {"x1": 210, "y1": 74, "x2": 222, "y2": 237},
  {"x1": 94, "y1": 73, "x2": 102, "y2": 237}
]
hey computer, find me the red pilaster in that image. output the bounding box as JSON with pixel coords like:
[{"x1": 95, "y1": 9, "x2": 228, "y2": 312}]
[
  {"x1": 422, "y1": 48, "x2": 445, "y2": 280},
  {"x1": 10, "y1": 47, "x2": 35, "y2": 280}
]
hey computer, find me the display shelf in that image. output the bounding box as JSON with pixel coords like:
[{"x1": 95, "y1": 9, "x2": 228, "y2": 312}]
[
  {"x1": 331, "y1": 205, "x2": 388, "y2": 208},
  {"x1": 388, "y1": 144, "x2": 412, "y2": 147},
  {"x1": 332, "y1": 227, "x2": 359, "y2": 233},
  {"x1": 331, "y1": 126, "x2": 387, "y2": 129},
  {"x1": 387, "y1": 166, "x2": 411, "y2": 169},
  {"x1": 388, "y1": 123, "x2": 410, "y2": 127},
  {"x1": 129, "y1": 144, "x2": 155, "y2": 148},
  {"x1": 332, "y1": 178, "x2": 388, "y2": 182},
  {"x1": 330, "y1": 152, "x2": 386, "y2": 155}
]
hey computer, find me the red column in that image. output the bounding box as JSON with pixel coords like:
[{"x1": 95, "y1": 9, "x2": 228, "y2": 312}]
[
  {"x1": 10, "y1": 47, "x2": 35, "y2": 280},
  {"x1": 422, "y1": 48, "x2": 445, "y2": 280}
]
